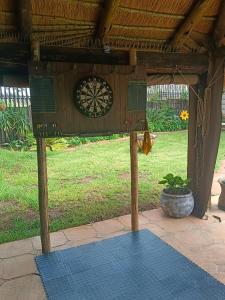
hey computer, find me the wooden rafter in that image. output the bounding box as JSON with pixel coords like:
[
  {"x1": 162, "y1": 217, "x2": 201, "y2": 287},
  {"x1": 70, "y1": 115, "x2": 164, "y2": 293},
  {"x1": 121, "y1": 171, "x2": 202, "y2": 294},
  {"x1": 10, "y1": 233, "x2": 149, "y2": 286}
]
[
  {"x1": 214, "y1": 1, "x2": 225, "y2": 47},
  {"x1": 170, "y1": 0, "x2": 213, "y2": 47},
  {"x1": 112, "y1": 24, "x2": 174, "y2": 32},
  {"x1": 17, "y1": 0, "x2": 32, "y2": 35},
  {"x1": 96, "y1": 0, "x2": 120, "y2": 40},
  {"x1": 119, "y1": 5, "x2": 215, "y2": 21}
]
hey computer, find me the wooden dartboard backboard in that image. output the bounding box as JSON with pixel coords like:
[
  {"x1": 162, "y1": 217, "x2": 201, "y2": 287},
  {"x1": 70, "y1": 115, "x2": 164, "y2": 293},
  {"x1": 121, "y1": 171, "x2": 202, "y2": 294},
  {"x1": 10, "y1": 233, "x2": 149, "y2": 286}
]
[{"x1": 30, "y1": 63, "x2": 147, "y2": 138}]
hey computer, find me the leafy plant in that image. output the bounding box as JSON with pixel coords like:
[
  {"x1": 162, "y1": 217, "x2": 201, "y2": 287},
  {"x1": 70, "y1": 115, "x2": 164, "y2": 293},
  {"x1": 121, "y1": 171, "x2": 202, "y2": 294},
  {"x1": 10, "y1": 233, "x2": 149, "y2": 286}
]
[
  {"x1": 147, "y1": 106, "x2": 188, "y2": 132},
  {"x1": 180, "y1": 90, "x2": 189, "y2": 101},
  {"x1": 0, "y1": 107, "x2": 31, "y2": 141},
  {"x1": 159, "y1": 173, "x2": 190, "y2": 195}
]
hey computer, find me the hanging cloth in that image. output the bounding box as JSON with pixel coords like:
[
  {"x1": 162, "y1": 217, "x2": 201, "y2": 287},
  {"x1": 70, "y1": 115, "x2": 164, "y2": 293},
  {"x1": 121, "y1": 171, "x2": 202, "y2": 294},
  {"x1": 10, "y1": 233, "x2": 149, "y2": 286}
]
[{"x1": 142, "y1": 130, "x2": 152, "y2": 155}]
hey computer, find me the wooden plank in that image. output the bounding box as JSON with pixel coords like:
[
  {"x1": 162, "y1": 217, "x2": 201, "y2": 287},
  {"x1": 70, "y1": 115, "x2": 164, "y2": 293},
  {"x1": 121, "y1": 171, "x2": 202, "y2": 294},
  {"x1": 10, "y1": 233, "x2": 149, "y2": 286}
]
[
  {"x1": 187, "y1": 85, "x2": 199, "y2": 205},
  {"x1": 129, "y1": 48, "x2": 137, "y2": 66},
  {"x1": 36, "y1": 138, "x2": 50, "y2": 253},
  {"x1": 138, "y1": 51, "x2": 208, "y2": 73},
  {"x1": 17, "y1": 0, "x2": 32, "y2": 35},
  {"x1": 41, "y1": 47, "x2": 129, "y2": 65},
  {"x1": 170, "y1": 0, "x2": 212, "y2": 46},
  {"x1": 214, "y1": 1, "x2": 225, "y2": 47},
  {"x1": 130, "y1": 131, "x2": 139, "y2": 231},
  {"x1": 148, "y1": 74, "x2": 199, "y2": 85},
  {"x1": 97, "y1": 0, "x2": 121, "y2": 40},
  {"x1": 0, "y1": 43, "x2": 208, "y2": 72}
]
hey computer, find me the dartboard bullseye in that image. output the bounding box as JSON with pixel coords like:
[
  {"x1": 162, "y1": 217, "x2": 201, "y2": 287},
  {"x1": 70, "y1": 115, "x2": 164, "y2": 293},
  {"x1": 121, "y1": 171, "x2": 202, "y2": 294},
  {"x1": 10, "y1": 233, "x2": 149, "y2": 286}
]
[{"x1": 74, "y1": 76, "x2": 113, "y2": 118}]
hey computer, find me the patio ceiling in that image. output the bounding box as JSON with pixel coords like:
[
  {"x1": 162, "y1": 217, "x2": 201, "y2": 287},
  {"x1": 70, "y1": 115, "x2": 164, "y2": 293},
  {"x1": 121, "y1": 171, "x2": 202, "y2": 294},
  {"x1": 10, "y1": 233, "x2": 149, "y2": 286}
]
[{"x1": 0, "y1": 0, "x2": 225, "y2": 52}]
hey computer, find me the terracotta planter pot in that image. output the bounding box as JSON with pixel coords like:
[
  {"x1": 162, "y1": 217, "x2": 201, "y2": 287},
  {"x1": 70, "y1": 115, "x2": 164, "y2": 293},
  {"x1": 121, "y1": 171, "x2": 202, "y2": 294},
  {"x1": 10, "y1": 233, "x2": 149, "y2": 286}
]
[
  {"x1": 160, "y1": 189, "x2": 194, "y2": 218},
  {"x1": 218, "y1": 178, "x2": 225, "y2": 210}
]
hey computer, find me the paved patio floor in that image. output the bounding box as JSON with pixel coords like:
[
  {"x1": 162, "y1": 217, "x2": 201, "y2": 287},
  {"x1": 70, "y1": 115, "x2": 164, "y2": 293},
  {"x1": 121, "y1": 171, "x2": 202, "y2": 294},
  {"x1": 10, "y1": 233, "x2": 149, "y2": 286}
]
[{"x1": 1, "y1": 196, "x2": 225, "y2": 300}]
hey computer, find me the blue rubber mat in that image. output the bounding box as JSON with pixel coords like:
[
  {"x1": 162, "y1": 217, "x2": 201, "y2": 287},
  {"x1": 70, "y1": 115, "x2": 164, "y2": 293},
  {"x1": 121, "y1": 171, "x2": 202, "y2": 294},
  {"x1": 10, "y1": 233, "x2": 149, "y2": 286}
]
[{"x1": 36, "y1": 229, "x2": 225, "y2": 300}]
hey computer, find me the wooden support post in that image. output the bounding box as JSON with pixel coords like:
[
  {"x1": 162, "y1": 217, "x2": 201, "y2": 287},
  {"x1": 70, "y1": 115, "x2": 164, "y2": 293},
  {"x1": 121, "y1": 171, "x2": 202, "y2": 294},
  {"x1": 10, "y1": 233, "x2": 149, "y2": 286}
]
[
  {"x1": 130, "y1": 131, "x2": 139, "y2": 231},
  {"x1": 36, "y1": 138, "x2": 50, "y2": 253},
  {"x1": 129, "y1": 48, "x2": 137, "y2": 66},
  {"x1": 188, "y1": 56, "x2": 224, "y2": 217},
  {"x1": 32, "y1": 39, "x2": 50, "y2": 252},
  {"x1": 188, "y1": 84, "x2": 199, "y2": 201}
]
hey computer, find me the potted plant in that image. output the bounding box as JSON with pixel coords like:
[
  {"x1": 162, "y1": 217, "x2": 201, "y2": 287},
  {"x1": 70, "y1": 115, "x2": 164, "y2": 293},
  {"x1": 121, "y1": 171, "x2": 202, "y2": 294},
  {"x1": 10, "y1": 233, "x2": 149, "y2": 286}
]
[
  {"x1": 218, "y1": 178, "x2": 225, "y2": 210},
  {"x1": 0, "y1": 99, "x2": 6, "y2": 111},
  {"x1": 159, "y1": 173, "x2": 194, "y2": 218}
]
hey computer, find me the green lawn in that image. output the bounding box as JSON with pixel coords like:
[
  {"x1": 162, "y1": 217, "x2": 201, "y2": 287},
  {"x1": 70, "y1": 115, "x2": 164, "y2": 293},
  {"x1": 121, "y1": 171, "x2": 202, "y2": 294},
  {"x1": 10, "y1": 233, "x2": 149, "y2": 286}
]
[{"x1": 1, "y1": 131, "x2": 225, "y2": 244}]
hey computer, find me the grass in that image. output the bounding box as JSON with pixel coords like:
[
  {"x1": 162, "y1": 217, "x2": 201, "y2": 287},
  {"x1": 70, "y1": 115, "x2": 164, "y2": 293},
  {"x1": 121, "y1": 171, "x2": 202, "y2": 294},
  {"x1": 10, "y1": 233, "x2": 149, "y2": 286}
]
[{"x1": 0, "y1": 130, "x2": 225, "y2": 244}]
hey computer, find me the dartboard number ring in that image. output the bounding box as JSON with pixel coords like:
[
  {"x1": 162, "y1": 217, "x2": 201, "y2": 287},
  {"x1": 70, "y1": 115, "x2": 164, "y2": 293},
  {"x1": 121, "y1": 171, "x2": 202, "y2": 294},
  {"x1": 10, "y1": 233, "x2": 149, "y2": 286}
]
[{"x1": 74, "y1": 76, "x2": 113, "y2": 118}]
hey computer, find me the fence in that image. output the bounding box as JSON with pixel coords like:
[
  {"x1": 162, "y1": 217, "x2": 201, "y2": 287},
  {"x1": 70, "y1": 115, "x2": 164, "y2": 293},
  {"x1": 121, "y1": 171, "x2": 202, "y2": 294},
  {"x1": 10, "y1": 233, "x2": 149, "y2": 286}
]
[
  {"x1": 147, "y1": 99, "x2": 188, "y2": 113},
  {"x1": 147, "y1": 84, "x2": 189, "y2": 113},
  {"x1": 147, "y1": 84, "x2": 189, "y2": 101},
  {"x1": 0, "y1": 86, "x2": 31, "y2": 144}
]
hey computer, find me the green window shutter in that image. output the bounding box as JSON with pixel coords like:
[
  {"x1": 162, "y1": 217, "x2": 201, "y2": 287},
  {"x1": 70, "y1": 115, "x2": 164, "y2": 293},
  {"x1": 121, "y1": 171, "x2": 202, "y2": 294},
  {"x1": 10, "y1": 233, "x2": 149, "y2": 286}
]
[
  {"x1": 128, "y1": 81, "x2": 147, "y2": 111},
  {"x1": 30, "y1": 76, "x2": 56, "y2": 113}
]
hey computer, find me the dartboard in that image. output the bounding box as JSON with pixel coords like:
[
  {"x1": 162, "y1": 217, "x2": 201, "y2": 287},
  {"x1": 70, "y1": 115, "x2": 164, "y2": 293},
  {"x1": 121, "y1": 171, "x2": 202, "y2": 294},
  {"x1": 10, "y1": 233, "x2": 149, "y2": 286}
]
[{"x1": 74, "y1": 76, "x2": 113, "y2": 118}]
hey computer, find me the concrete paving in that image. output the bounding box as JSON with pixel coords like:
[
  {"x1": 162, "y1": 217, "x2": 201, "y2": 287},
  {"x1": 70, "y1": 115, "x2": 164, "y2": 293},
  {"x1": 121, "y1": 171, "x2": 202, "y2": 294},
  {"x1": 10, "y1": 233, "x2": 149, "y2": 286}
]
[{"x1": 1, "y1": 200, "x2": 225, "y2": 299}]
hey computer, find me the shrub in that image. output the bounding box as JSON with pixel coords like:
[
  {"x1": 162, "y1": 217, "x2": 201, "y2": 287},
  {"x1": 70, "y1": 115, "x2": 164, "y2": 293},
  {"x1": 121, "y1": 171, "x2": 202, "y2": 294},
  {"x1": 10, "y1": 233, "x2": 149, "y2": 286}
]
[
  {"x1": 159, "y1": 173, "x2": 190, "y2": 195},
  {"x1": 66, "y1": 134, "x2": 126, "y2": 147},
  {"x1": 147, "y1": 106, "x2": 188, "y2": 132},
  {"x1": 0, "y1": 107, "x2": 31, "y2": 141}
]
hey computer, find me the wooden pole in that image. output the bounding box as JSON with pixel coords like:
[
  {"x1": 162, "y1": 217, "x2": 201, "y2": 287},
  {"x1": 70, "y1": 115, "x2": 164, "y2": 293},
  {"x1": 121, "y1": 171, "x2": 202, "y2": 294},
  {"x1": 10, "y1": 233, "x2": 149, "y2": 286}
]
[
  {"x1": 130, "y1": 131, "x2": 139, "y2": 231},
  {"x1": 36, "y1": 137, "x2": 50, "y2": 253},
  {"x1": 188, "y1": 56, "x2": 224, "y2": 217},
  {"x1": 33, "y1": 40, "x2": 50, "y2": 253}
]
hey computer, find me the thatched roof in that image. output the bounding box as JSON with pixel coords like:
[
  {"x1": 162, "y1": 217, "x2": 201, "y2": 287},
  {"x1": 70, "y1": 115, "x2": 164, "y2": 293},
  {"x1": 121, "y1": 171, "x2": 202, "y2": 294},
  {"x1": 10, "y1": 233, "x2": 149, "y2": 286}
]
[{"x1": 0, "y1": 0, "x2": 224, "y2": 53}]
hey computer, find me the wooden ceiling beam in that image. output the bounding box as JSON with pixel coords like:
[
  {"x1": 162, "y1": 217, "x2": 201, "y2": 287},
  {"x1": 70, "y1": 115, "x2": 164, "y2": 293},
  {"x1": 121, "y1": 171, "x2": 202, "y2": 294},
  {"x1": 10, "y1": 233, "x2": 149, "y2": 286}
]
[
  {"x1": 17, "y1": 0, "x2": 32, "y2": 36},
  {"x1": 96, "y1": 0, "x2": 121, "y2": 41},
  {"x1": 214, "y1": 1, "x2": 225, "y2": 47},
  {"x1": 170, "y1": 0, "x2": 212, "y2": 47},
  {"x1": 0, "y1": 43, "x2": 208, "y2": 73}
]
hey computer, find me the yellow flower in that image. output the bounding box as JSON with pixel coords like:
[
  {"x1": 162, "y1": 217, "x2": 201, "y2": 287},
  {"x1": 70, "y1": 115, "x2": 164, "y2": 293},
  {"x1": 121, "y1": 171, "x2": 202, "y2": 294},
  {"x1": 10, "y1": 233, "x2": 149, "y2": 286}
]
[{"x1": 180, "y1": 110, "x2": 189, "y2": 121}]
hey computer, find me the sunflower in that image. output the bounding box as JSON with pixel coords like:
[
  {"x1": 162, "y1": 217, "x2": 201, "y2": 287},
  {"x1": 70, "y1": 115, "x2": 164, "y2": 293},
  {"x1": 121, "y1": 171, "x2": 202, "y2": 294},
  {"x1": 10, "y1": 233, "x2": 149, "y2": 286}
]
[{"x1": 179, "y1": 110, "x2": 189, "y2": 121}]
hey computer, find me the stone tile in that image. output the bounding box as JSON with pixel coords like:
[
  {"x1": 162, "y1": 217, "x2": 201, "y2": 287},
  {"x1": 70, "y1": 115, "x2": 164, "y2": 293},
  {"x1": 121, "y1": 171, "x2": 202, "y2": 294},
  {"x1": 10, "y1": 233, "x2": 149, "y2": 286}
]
[
  {"x1": 118, "y1": 214, "x2": 149, "y2": 228},
  {"x1": 200, "y1": 244, "x2": 225, "y2": 264},
  {"x1": 187, "y1": 215, "x2": 216, "y2": 226},
  {"x1": 0, "y1": 260, "x2": 3, "y2": 278},
  {"x1": 0, "y1": 275, "x2": 46, "y2": 300},
  {"x1": 102, "y1": 230, "x2": 129, "y2": 239},
  {"x1": 217, "y1": 264, "x2": 225, "y2": 272},
  {"x1": 213, "y1": 273, "x2": 225, "y2": 285},
  {"x1": 2, "y1": 254, "x2": 37, "y2": 280},
  {"x1": 155, "y1": 217, "x2": 197, "y2": 234},
  {"x1": 0, "y1": 239, "x2": 33, "y2": 259},
  {"x1": 53, "y1": 237, "x2": 101, "y2": 251},
  {"x1": 63, "y1": 225, "x2": 96, "y2": 242},
  {"x1": 159, "y1": 234, "x2": 190, "y2": 256},
  {"x1": 209, "y1": 210, "x2": 225, "y2": 222},
  {"x1": 142, "y1": 208, "x2": 165, "y2": 222},
  {"x1": 0, "y1": 279, "x2": 5, "y2": 286},
  {"x1": 93, "y1": 219, "x2": 124, "y2": 236},
  {"x1": 207, "y1": 222, "x2": 225, "y2": 242},
  {"x1": 141, "y1": 223, "x2": 167, "y2": 237},
  {"x1": 32, "y1": 231, "x2": 68, "y2": 250},
  {"x1": 173, "y1": 229, "x2": 213, "y2": 249},
  {"x1": 198, "y1": 262, "x2": 218, "y2": 275}
]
